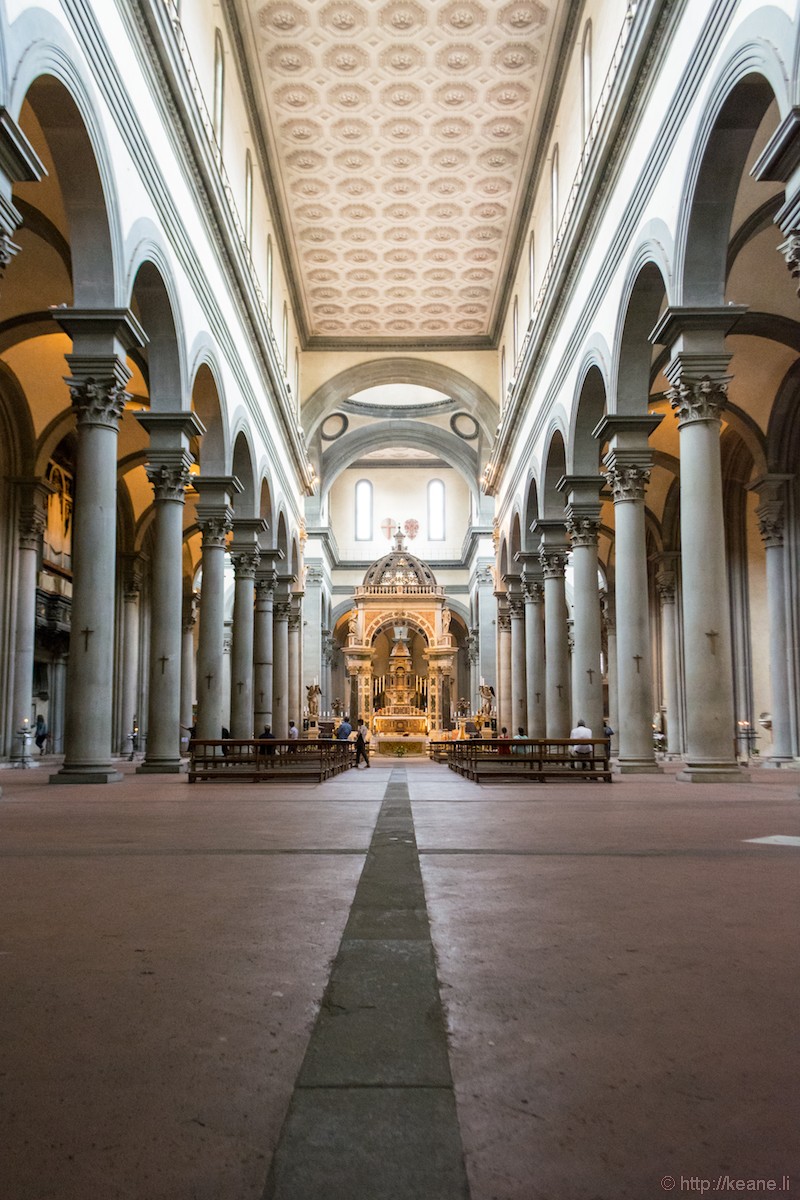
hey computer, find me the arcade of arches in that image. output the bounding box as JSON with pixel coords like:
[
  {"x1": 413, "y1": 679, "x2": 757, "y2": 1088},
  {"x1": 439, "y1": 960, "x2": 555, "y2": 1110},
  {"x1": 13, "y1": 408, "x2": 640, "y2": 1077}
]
[{"x1": 2, "y1": 0, "x2": 800, "y2": 785}]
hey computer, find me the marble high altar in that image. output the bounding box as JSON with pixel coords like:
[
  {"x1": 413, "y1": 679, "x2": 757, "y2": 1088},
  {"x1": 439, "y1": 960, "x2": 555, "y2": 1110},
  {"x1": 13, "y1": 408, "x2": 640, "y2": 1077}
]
[{"x1": 342, "y1": 529, "x2": 455, "y2": 752}]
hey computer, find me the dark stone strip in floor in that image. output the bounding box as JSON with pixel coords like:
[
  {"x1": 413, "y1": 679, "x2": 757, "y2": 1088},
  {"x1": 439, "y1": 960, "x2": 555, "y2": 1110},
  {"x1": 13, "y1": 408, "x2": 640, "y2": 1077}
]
[
  {"x1": 0, "y1": 848, "x2": 369, "y2": 858},
  {"x1": 262, "y1": 768, "x2": 470, "y2": 1200}
]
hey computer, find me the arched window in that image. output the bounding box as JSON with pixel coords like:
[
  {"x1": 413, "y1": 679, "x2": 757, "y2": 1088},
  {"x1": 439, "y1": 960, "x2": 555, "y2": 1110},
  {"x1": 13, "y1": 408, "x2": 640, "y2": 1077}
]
[
  {"x1": 355, "y1": 479, "x2": 372, "y2": 541},
  {"x1": 428, "y1": 479, "x2": 445, "y2": 541},
  {"x1": 282, "y1": 301, "x2": 288, "y2": 365},
  {"x1": 212, "y1": 30, "x2": 225, "y2": 151},
  {"x1": 244, "y1": 150, "x2": 253, "y2": 248},
  {"x1": 528, "y1": 231, "x2": 535, "y2": 314},
  {"x1": 551, "y1": 144, "x2": 559, "y2": 248},
  {"x1": 266, "y1": 235, "x2": 274, "y2": 315},
  {"x1": 582, "y1": 21, "x2": 593, "y2": 148},
  {"x1": 512, "y1": 295, "x2": 519, "y2": 362}
]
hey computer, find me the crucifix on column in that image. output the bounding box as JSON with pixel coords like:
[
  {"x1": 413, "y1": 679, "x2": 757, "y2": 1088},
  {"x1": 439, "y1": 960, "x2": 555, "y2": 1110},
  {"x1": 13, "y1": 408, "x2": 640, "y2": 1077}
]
[
  {"x1": 80, "y1": 627, "x2": 94, "y2": 652},
  {"x1": 705, "y1": 630, "x2": 719, "y2": 655}
]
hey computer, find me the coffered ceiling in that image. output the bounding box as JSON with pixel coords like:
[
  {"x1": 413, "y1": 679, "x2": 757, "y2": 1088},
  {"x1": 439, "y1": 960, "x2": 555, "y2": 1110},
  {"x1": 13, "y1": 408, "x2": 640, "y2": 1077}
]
[{"x1": 231, "y1": 0, "x2": 573, "y2": 347}]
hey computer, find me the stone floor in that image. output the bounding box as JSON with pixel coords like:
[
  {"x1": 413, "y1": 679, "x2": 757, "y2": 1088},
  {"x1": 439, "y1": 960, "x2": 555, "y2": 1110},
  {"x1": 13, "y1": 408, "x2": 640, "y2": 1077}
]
[{"x1": 0, "y1": 755, "x2": 798, "y2": 1199}]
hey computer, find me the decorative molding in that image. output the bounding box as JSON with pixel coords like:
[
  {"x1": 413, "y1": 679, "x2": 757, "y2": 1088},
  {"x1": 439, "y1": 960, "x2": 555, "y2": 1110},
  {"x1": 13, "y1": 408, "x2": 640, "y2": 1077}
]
[
  {"x1": 539, "y1": 548, "x2": 568, "y2": 578},
  {"x1": 146, "y1": 461, "x2": 192, "y2": 503},
  {"x1": 666, "y1": 375, "x2": 728, "y2": 426},
  {"x1": 199, "y1": 515, "x2": 232, "y2": 548},
  {"x1": 604, "y1": 464, "x2": 650, "y2": 504},
  {"x1": 566, "y1": 514, "x2": 600, "y2": 548},
  {"x1": 66, "y1": 375, "x2": 128, "y2": 430},
  {"x1": 231, "y1": 550, "x2": 261, "y2": 579},
  {"x1": 756, "y1": 500, "x2": 784, "y2": 549}
]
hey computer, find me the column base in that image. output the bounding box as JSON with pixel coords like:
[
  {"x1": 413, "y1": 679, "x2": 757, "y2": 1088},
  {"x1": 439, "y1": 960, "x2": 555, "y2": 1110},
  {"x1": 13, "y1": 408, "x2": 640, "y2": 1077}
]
[
  {"x1": 761, "y1": 756, "x2": 796, "y2": 768},
  {"x1": 50, "y1": 767, "x2": 123, "y2": 785},
  {"x1": 614, "y1": 758, "x2": 662, "y2": 774},
  {"x1": 136, "y1": 759, "x2": 187, "y2": 775},
  {"x1": 676, "y1": 762, "x2": 749, "y2": 783}
]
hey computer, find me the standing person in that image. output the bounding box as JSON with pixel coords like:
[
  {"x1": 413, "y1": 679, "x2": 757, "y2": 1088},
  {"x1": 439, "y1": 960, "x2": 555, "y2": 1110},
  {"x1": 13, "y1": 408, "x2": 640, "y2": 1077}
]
[
  {"x1": 336, "y1": 715, "x2": 352, "y2": 741},
  {"x1": 287, "y1": 720, "x2": 299, "y2": 742},
  {"x1": 355, "y1": 717, "x2": 370, "y2": 768},
  {"x1": 34, "y1": 714, "x2": 48, "y2": 754}
]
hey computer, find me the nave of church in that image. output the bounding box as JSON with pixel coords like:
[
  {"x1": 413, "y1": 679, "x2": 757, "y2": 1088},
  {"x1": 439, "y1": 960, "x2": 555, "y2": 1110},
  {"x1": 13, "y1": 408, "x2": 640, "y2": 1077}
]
[{"x1": 1, "y1": 0, "x2": 799, "y2": 1195}]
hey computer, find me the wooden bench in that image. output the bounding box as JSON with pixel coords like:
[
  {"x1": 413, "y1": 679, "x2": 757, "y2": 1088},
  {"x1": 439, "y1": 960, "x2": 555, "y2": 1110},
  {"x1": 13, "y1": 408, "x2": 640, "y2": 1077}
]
[
  {"x1": 188, "y1": 738, "x2": 354, "y2": 783},
  {"x1": 446, "y1": 738, "x2": 612, "y2": 783}
]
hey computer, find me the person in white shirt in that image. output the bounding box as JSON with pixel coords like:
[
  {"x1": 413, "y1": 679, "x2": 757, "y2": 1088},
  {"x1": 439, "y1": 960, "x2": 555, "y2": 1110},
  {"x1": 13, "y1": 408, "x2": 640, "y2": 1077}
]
[{"x1": 569, "y1": 719, "x2": 593, "y2": 768}]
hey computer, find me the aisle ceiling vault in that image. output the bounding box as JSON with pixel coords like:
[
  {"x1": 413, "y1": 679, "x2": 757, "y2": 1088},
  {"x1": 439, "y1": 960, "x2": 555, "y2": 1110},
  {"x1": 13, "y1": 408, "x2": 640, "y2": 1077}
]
[{"x1": 230, "y1": 0, "x2": 573, "y2": 348}]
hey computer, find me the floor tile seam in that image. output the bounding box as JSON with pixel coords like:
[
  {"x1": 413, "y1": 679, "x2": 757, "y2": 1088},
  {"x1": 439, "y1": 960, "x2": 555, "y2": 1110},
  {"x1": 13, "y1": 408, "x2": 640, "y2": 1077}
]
[
  {"x1": 294, "y1": 1082, "x2": 458, "y2": 1092},
  {"x1": 416, "y1": 847, "x2": 797, "y2": 858},
  {"x1": 0, "y1": 848, "x2": 370, "y2": 858}
]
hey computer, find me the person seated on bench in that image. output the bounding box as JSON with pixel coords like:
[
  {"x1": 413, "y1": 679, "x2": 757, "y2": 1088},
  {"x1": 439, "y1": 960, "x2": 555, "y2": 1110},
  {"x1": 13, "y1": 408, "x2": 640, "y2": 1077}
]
[
  {"x1": 257, "y1": 725, "x2": 276, "y2": 756},
  {"x1": 569, "y1": 719, "x2": 593, "y2": 768}
]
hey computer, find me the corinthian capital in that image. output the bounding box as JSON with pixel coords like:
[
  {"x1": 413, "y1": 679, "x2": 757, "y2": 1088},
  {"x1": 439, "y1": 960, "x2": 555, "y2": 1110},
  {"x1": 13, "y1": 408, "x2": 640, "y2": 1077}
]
[
  {"x1": 200, "y1": 515, "x2": 232, "y2": 549},
  {"x1": 778, "y1": 230, "x2": 800, "y2": 295},
  {"x1": 756, "y1": 500, "x2": 785, "y2": 549},
  {"x1": 604, "y1": 464, "x2": 650, "y2": 504},
  {"x1": 539, "y1": 548, "x2": 568, "y2": 579},
  {"x1": 666, "y1": 374, "x2": 728, "y2": 425},
  {"x1": 656, "y1": 570, "x2": 676, "y2": 606},
  {"x1": 146, "y1": 461, "x2": 191, "y2": 503},
  {"x1": 18, "y1": 506, "x2": 46, "y2": 551},
  {"x1": 231, "y1": 550, "x2": 260, "y2": 580},
  {"x1": 0, "y1": 231, "x2": 20, "y2": 277},
  {"x1": 566, "y1": 514, "x2": 601, "y2": 548},
  {"x1": 66, "y1": 373, "x2": 129, "y2": 429}
]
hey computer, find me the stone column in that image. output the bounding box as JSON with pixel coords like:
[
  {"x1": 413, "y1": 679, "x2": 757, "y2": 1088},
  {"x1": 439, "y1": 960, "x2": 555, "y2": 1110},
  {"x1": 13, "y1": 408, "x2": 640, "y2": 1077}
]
[
  {"x1": 302, "y1": 566, "x2": 324, "y2": 706},
  {"x1": 136, "y1": 413, "x2": 203, "y2": 774},
  {"x1": 602, "y1": 592, "x2": 619, "y2": 756},
  {"x1": 595, "y1": 414, "x2": 662, "y2": 772},
  {"x1": 51, "y1": 309, "x2": 145, "y2": 785},
  {"x1": 229, "y1": 548, "x2": 258, "y2": 738},
  {"x1": 496, "y1": 599, "x2": 512, "y2": 731},
  {"x1": 254, "y1": 568, "x2": 276, "y2": 732},
  {"x1": 194, "y1": 476, "x2": 240, "y2": 741},
  {"x1": 522, "y1": 574, "x2": 545, "y2": 737},
  {"x1": 563, "y1": 488, "x2": 604, "y2": 737},
  {"x1": 536, "y1": 527, "x2": 571, "y2": 737},
  {"x1": 180, "y1": 591, "x2": 198, "y2": 753},
  {"x1": 749, "y1": 476, "x2": 794, "y2": 763},
  {"x1": 273, "y1": 598, "x2": 291, "y2": 737},
  {"x1": 656, "y1": 565, "x2": 683, "y2": 758},
  {"x1": 652, "y1": 309, "x2": 747, "y2": 781},
  {"x1": 288, "y1": 602, "x2": 302, "y2": 727},
  {"x1": 464, "y1": 629, "x2": 478, "y2": 714},
  {"x1": 476, "y1": 565, "x2": 497, "y2": 698},
  {"x1": 508, "y1": 592, "x2": 527, "y2": 734},
  {"x1": 601, "y1": 458, "x2": 659, "y2": 772},
  {"x1": 229, "y1": 519, "x2": 265, "y2": 739},
  {"x1": 10, "y1": 481, "x2": 50, "y2": 759},
  {"x1": 119, "y1": 555, "x2": 143, "y2": 756}
]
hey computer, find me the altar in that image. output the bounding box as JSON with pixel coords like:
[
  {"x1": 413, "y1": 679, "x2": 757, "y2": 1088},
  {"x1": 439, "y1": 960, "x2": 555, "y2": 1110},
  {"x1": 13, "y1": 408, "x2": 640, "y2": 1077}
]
[{"x1": 373, "y1": 711, "x2": 428, "y2": 755}]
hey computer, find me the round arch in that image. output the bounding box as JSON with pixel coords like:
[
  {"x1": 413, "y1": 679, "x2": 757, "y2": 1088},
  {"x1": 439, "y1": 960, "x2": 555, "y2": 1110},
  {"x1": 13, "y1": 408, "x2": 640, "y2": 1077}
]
[
  {"x1": 320, "y1": 419, "x2": 480, "y2": 507},
  {"x1": 302, "y1": 357, "x2": 497, "y2": 441}
]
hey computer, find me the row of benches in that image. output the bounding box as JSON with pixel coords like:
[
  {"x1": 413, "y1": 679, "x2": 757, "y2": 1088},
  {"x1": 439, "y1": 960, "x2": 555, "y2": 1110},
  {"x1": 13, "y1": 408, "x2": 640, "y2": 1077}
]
[
  {"x1": 430, "y1": 738, "x2": 613, "y2": 783},
  {"x1": 188, "y1": 738, "x2": 354, "y2": 783},
  {"x1": 188, "y1": 737, "x2": 612, "y2": 784}
]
